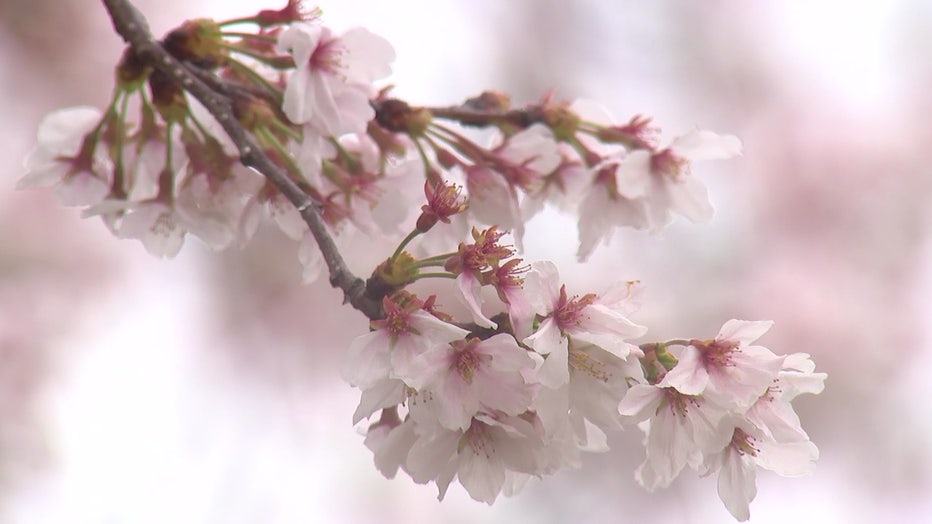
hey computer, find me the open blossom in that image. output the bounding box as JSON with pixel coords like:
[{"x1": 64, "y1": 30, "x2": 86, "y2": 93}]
[
  {"x1": 277, "y1": 22, "x2": 394, "y2": 135},
  {"x1": 618, "y1": 384, "x2": 733, "y2": 491},
  {"x1": 702, "y1": 421, "x2": 819, "y2": 521},
  {"x1": 617, "y1": 130, "x2": 742, "y2": 231},
  {"x1": 466, "y1": 124, "x2": 561, "y2": 246},
  {"x1": 405, "y1": 413, "x2": 545, "y2": 504},
  {"x1": 111, "y1": 200, "x2": 189, "y2": 258},
  {"x1": 745, "y1": 353, "x2": 826, "y2": 443},
  {"x1": 522, "y1": 261, "x2": 646, "y2": 388},
  {"x1": 521, "y1": 144, "x2": 593, "y2": 221},
  {"x1": 19, "y1": 106, "x2": 111, "y2": 206},
  {"x1": 661, "y1": 320, "x2": 785, "y2": 409},
  {"x1": 342, "y1": 297, "x2": 469, "y2": 389},
  {"x1": 402, "y1": 334, "x2": 536, "y2": 431}
]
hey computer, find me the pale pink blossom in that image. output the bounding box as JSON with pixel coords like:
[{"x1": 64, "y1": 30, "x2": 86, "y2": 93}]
[
  {"x1": 401, "y1": 334, "x2": 535, "y2": 431},
  {"x1": 116, "y1": 201, "x2": 188, "y2": 258},
  {"x1": 277, "y1": 23, "x2": 394, "y2": 135},
  {"x1": 352, "y1": 379, "x2": 406, "y2": 425},
  {"x1": 661, "y1": 320, "x2": 785, "y2": 409},
  {"x1": 521, "y1": 144, "x2": 593, "y2": 221},
  {"x1": 405, "y1": 413, "x2": 544, "y2": 504},
  {"x1": 617, "y1": 130, "x2": 741, "y2": 231},
  {"x1": 531, "y1": 341, "x2": 644, "y2": 466},
  {"x1": 19, "y1": 106, "x2": 111, "y2": 206},
  {"x1": 744, "y1": 353, "x2": 826, "y2": 442},
  {"x1": 238, "y1": 185, "x2": 307, "y2": 246},
  {"x1": 618, "y1": 384, "x2": 732, "y2": 490},
  {"x1": 297, "y1": 232, "x2": 325, "y2": 283},
  {"x1": 364, "y1": 414, "x2": 418, "y2": 478},
  {"x1": 522, "y1": 261, "x2": 646, "y2": 388},
  {"x1": 341, "y1": 297, "x2": 469, "y2": 389},
  {"x1": 467, "y1": 124, "x2": 561, "y2": 246},
  {"x1": 454, "y1": 271, "x2": 498, "y2": 329},
  {"x1": 175, "y1": 167, "x2": 264, "y2": 250},
  {"x1": 702, "y1": 421, "x2": 819, "y2": 521},
  {"x1": 575, "y1": 162, "x2": 650, "y2": 261}
]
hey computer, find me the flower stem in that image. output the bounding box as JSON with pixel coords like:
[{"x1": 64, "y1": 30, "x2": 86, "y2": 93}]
[{"x1": 390, "y1": 229, "x2": 422, "y2": 262}]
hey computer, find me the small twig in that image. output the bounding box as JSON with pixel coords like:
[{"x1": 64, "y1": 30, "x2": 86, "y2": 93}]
[
  {"x1": 101, "y1": 0, "x2": 381, "y2": 319},
  {"x1": 425, "y1": 105, "x2": 546, "y2": 129}
]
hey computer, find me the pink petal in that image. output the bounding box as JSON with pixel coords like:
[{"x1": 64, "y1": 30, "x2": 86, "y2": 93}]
[
  {"x1": 617, "y1": 384, "x2": 663, "y2": 420},
  {"x1": 718, "y1": 448, "x2": 756, "y2": 521},
  {"x1": 717, "y1": 319, "x2": 773, "y2": 344},
  {"x1": 660, "y1": 346, "x2": 709, "y2": 395},
  {"x1": 672, "y1": 130, "x2": 742, "y2": 160}
]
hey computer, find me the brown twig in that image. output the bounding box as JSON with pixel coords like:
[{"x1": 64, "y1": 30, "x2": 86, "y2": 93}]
[{"x1": 100, "y1": 0, "x2": 381, "y2": 319}]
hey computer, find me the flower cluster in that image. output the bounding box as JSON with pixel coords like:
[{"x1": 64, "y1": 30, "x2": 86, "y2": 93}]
[
  {"x1": 620, "y1": 322, "x2": 825, "y2": 520},
  {"x1": 21, "y1": 1, "x2": 825, "y2": 521},
  {"x1": 351, "y1": 255, "x2": 649, "y2": 504},
  {"x1": 350, "y1": 240, "x2": 824, "y2": 519},
  {"x1": 19, "y1": 4, "x2": 738, "y2": 268}
]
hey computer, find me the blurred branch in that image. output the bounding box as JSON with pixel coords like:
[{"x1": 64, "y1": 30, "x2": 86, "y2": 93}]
[{"x1": 100, "y1": 0, "x2": 381, "y2": 319}]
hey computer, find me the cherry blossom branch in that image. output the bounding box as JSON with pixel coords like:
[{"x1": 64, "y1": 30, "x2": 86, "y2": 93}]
[
  {"x1": 373, "y1": 95, "x2": 548, "y2": 132},
  {"x1": 100, "y1": 0, "x2": 382, "y2": 319}
]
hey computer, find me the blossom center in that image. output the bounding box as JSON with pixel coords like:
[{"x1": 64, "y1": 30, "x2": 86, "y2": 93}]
[
  {"x1": 309, "y1": 38, "x2": 345, "y2": 75},
  {"x1": 661, "y1": 388, "x2": 700, "y2": 419},
  {"x1": 650, "y1": 148, "x2": 688, "y2": 181},
  {"x1": 730, "y1": 428, "x2": 760, "y2": 457},
  {"x1": 553, "y1": 285, "x2": 596, "y2": 331},
  {"x1": 568, "y1": 347, "x2": 610, "y2": 382},
  {"x1": 462, "y1": 419, "x2": 494, "y2": 458},
  {"x1": 450, "y1": 339, "x2": 491, "y2": 385},
  {"x1": 692, "y1": 338, "x2": 739, "y2": 369}
]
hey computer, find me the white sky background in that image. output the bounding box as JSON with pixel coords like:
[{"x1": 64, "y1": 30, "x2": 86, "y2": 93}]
[{"x1": 2, "y1": 0, "x2": 931, "y2": 523}]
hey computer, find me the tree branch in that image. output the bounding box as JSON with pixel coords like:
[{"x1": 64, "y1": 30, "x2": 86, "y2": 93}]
[{"x1": 100, "y1": 0, "x2": 382, "y2": 319}]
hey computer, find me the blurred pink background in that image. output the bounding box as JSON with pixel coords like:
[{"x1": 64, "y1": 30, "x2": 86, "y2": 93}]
[{"x1": 2, "y1": 1, "x2": 931, "y2": 522}]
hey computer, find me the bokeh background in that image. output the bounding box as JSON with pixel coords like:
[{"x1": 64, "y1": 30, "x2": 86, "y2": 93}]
[{"x1": 2, "y1": 0, "x2": 931, "y2": 522}]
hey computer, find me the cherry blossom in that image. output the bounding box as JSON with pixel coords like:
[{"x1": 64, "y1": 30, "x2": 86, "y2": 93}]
[
  {"x1": 702, "y1": 421, "x2": 819, "y2": 521},
  {"x1": 661, "y1": 320, "x2": 785, "y2": 409},
  {"x1": 20, "y1": 3, "x2": 827, "y2": 519},
  {"x1": 466, "y1": 124, "x2": 561, "y2": 246},
  {"x1": 116, "y1": 200, "x2": 189, "y2": 258},
  {"x1": 618, "y1": 384, "x2": 733, "y2": 490},
  {"x1": 617, "y1": 130, "x2": 742, "y2": 231},
  {"x1": 277, "y1": 22, "x2": 394, "y2": 135},
  {"x1": 401, "y1": 334, "x2": 536, "y2": 431},
  {"x1": 19, "y1": 106, "x2": 111, "y2": 206},
  {"x1": 342, "y1": 297, "x2": 469, "y2": 389},
  {"x1": 745, "y1": 353, "x2": 826, "y2": 444},
  {"x1": 522, "y1": 261, "x2": 646, "y2": 388},
  {"x1": 405, "y1": 413, "x2": 544, "y2": 504}
]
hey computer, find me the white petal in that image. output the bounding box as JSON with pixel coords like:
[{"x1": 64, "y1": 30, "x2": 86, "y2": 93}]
[
  {"x1": 717, "y1": 319, "x2": 773, "y2": 344},
  {"x1": 407, "y1": 430, "x2": 459, "y2": 485},
  {"x1": 455, "y1": 273, "x2": 497, "y2": 329},
  {"x1": 523, "y1": 320, "x2": 568, "y2": 388},
  {"x1": 36, "y1": 106, "x2": 101, "y2": 153},
  {"x1": 672, "y1": 130, "x2": 742, "y2": 160},
  {"x1": 342, "y1": 331, "x2": 391, "y2": 388},
  {"x1": 339, "y1": 27, "x2": 395, "y2": 83},
  {"x1": 458, "y1": 444, "x2": 506, "y2": 505},
  {"x1": 660, "y1": 345, "x2": 710, "y2": 395},
  {"x1": 755, "y1": 439, "x2": 819, "y2": 477},
  {"x1": 352, "y1": 379, "x2": 405, "y2": 424},
  {"x1": 617, "y1": 384, "x2": 663, "y2": 420},
  {"x1": 615, "y1": 152, "x2": 651, "y2": 199},
  {"x1": 281, "y1": 67, "x2": 313, "y2": 124},
  {"x1": 667, "y1": 175, "x2": 714, "y2": 223},
  {"x1": 17, "y1": 164, "x2": 66, "y2": 189},
  {"x1": 718, "y1": 448, "x2": 756, "y2": 521},
  {"x1": 366, "y1": 419, "x2": 417, "y2": 479},
  {"x1": 277, "y1": 23, "x2": 322, "y2": 68}
]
